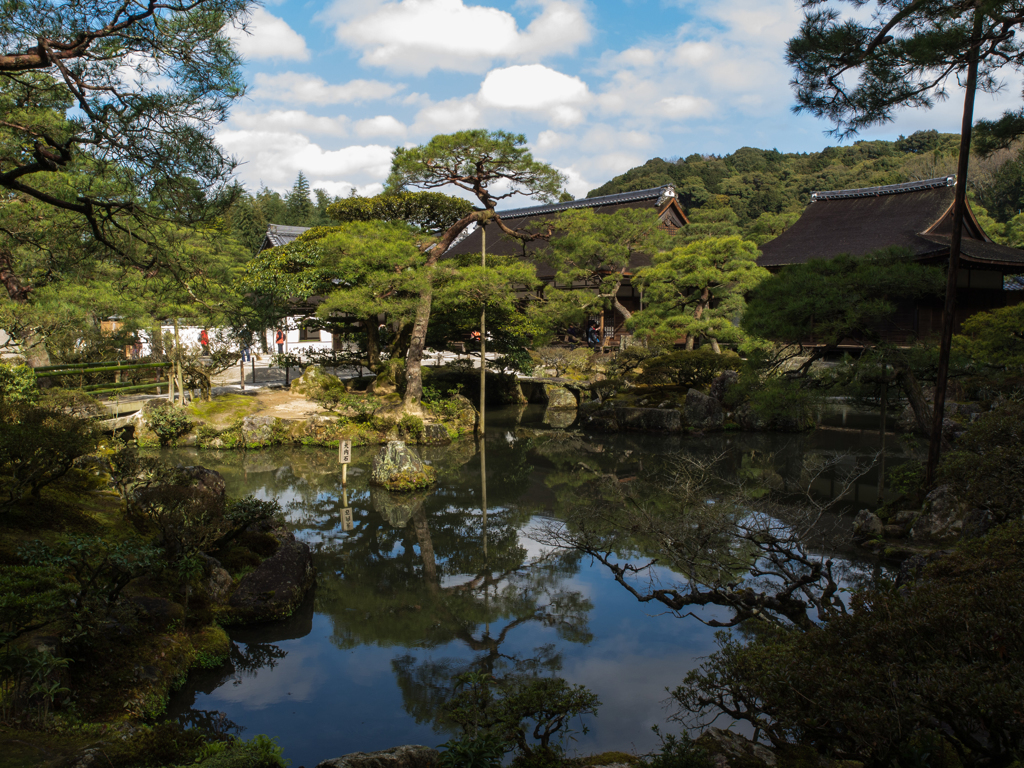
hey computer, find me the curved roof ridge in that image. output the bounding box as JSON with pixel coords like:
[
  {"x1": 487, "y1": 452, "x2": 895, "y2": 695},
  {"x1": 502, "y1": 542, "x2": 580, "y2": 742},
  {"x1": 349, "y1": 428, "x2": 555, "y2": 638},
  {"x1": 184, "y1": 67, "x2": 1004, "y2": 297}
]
[
  {"x1": 812, "y1": 176, "x2": 954, "y2": 202},
  {"x1": 496, "y1": 185, "x2": 676, "y2": 219}
]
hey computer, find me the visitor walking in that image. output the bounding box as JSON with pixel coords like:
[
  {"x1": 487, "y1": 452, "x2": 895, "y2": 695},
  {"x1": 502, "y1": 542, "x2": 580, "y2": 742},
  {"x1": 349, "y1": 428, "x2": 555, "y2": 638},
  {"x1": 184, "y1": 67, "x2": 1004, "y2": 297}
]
[
  {"x1": 199, "y1": 328, "x2": 209, "y2": 355},
  {"x1": 275, "y1": 328, "x2": 285, "y2": 354}
]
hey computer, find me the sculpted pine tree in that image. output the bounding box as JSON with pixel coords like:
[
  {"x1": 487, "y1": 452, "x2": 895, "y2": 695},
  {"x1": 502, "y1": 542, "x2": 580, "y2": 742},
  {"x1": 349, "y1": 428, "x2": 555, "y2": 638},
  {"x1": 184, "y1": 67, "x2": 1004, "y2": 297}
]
[
  {"x1": 385, "y1": 130, "x2": 566, "y2": 408},
  {"x1": 786, "y1": 0, "x2": 1024, "y2": 479},
  {"x1": 630, "y1": 236, "x2": 768, "y2": 352},
  {"x1": 536, "y1": 208, "x2": 670, "y2": 347}
]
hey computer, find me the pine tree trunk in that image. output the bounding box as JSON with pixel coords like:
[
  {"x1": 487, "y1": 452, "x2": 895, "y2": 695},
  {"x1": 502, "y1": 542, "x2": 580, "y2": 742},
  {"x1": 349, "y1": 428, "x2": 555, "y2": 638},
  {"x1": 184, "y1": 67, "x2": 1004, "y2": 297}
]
[
  {"x1": 896, "y1": 361, "x2": 933, "y2": 434},
  {"x1": 365, "y1": 317, "x2": 381, "y2": 371},
  {"x1": 403, "y1": 287, "x2": 433, "y2": 408}
]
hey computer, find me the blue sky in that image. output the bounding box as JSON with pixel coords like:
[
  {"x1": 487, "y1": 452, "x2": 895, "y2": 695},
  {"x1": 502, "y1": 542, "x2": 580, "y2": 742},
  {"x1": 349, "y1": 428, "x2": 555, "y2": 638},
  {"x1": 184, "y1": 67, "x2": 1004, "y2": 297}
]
[{"x1": 219, "y1": 0, "x2": 1021, "y2": 200}]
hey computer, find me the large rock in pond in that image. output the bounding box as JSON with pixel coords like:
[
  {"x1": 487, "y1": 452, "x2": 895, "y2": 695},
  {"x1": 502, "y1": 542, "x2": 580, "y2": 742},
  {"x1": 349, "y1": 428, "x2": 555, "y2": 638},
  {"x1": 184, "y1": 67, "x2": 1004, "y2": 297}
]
[
  {"x1": 447, "y1": 394, "x2": 479, "y2": 431},
  {"x1": 684, "y1": 388, "x2": 723, "y2": 430},
  {"x1": 852, "y1": 509, "x2": 884, "y2": 540},
  {"x1": 543, "y1": 406, "x2": 577, "y2": 429},
  {"x1": 316, "y1": 745, "x2": 439, "y2": 768},
  {"x1": 370, "y1": 441, "x2": 436, "y2": 491},
  {"x1": 543, "y1": 383, "x2": 577, "y2": 409},
  {"x1": 241, "y1": 415, "x2": 278, "y2": 446},
  {"x1": 371, "y1": 486, "x2": 427, "y2": 527},
  {"x1": 227, "y1": 528, "x2": 315, "y2": 624}
]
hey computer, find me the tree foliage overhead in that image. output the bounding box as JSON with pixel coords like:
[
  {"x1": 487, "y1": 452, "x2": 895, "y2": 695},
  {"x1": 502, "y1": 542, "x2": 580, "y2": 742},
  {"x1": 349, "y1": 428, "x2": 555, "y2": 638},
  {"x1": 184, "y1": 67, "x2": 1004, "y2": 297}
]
[
  {"x1": 785, "y1": 1, "x2": 1024, "y2": 139},
  {"x1": 0, "y1": 0, "x2": 251, "y2": 234},
  {"x1": 327, "y1": 191, "x2": 475, "y2": 234}
]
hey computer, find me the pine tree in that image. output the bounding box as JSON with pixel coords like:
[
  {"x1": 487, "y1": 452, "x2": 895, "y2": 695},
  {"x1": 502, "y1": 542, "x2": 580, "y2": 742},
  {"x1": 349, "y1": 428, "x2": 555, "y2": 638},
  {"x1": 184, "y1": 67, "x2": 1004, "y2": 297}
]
[{"x1": 285, "y1": 172, "x2": 315, "y2": 226}]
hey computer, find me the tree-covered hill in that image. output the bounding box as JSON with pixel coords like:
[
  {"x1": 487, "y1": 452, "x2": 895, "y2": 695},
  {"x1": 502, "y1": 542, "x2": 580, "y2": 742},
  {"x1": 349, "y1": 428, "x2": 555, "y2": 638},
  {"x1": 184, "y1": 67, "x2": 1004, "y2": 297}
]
[{"x1": 586, "y1": 130, "x2": 1024, "y2": 243}]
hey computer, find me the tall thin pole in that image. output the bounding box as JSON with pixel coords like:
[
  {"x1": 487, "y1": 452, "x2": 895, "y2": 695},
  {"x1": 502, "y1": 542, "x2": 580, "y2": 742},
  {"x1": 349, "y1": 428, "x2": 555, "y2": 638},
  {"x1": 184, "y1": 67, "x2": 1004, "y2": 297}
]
[
  {"x1": 173, "y1": 318, "x2": 184, "y2": 405},
  {"x1": 479, "y1": 225, "x2": 486, "y2": 439},
  {"x1": 926, "y1": 9, "x2": 982, "y2": 485}
]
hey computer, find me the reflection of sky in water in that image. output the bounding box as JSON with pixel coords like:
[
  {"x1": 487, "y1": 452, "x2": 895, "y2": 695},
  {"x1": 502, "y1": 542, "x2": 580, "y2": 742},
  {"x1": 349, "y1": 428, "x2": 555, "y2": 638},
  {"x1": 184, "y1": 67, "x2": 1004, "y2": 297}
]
[{"x1": 166, "y1": 409, "x2": 895, "y2": 767}]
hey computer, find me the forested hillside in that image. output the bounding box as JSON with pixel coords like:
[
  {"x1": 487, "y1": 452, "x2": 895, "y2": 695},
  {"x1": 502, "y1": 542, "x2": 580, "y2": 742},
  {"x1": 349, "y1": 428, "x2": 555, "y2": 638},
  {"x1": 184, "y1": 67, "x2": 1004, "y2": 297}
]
[{"x1": 587, "y1": 130, "x2": 1024, "y2": 245}]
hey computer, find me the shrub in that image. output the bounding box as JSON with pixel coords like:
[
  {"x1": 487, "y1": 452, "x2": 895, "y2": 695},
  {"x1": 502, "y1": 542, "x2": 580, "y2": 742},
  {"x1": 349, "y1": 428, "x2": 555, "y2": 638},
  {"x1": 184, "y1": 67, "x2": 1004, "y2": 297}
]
[
  {"x1": 0, "y1": 404, "x2": 99, "y2": 508},
  {"x1": 635, "y1": 349, "x2": 740, "y2": 390},
  {"x1": 673, "y1": 520, "x2": 1024, "y2": 767},
  {"x1": 305, "y1": 375, "x2": 350, "y2": 412},
  {"x1": 938, "y1": 401, "x2": 1024, "y2": 524},
  {"x1": 398, "y1": 414, "x2": 425, "y2": 440},
  {"x1": 642, "y1": 729, "x2": 714, "y2": 768},
  {"x1": 145, "y1": 401, "x2": 193, "y2": 446},
  {"x1": 0, "y1": 362, "x2": 37, "y2": 409}
]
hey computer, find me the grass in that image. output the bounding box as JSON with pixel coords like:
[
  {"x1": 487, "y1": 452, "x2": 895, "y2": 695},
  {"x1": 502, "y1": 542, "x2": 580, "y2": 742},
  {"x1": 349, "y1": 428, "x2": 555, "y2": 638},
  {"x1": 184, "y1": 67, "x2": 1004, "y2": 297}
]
[{"x1": 187, "y1": 394, "x2": 264, "y2": 427}]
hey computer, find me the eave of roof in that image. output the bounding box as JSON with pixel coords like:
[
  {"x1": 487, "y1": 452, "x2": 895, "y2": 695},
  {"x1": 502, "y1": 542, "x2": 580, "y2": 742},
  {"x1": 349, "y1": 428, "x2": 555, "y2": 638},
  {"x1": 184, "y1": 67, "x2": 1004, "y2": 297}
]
[
  {"x1": 755, "y1": 177, "x2": 1024, "y2": 268},
  {"x1": 494, "y1": 185, "x2": 679, "y2": 219},
  {"x1": 260, "y1": 223, "x2": 311, "y2": 251}
]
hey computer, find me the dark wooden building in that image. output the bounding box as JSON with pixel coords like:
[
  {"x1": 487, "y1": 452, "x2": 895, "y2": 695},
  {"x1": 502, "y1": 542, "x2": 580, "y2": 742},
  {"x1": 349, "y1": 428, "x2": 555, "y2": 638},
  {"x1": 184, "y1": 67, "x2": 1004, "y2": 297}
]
[
  {"x1": 445, "y1": 185, "x2": 688, "y2": 346},
  {"x1": 757, "y1": 176, "x2": 1024, "y2": 345}
]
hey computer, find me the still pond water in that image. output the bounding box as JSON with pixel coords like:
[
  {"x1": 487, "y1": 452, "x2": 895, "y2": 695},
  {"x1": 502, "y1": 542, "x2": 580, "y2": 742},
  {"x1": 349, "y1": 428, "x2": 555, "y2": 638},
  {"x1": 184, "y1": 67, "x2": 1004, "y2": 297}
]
[{"x1": 164, "y1": 405, "x2": 907, "y2": 767}]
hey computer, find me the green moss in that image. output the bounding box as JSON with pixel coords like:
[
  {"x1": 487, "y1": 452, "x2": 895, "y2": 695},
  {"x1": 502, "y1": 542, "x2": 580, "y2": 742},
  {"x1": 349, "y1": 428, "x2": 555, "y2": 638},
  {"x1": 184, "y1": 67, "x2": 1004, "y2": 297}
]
[
  {"x1": 187, "y1": 394, "x2": 264, "y2": 426},
  {"x1": 381, "y1": 466, "x2": 437, "y2": 492},
  {"x1": 193, "y1": 625, "x2": 231, "y2": 668}
]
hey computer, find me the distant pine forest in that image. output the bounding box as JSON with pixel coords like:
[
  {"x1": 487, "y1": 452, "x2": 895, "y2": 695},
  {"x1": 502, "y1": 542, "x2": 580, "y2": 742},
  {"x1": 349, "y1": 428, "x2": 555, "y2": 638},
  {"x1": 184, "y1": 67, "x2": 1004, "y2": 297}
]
[{"x1": 583, "y1": 129, "x2": 1024, "y2": 247}]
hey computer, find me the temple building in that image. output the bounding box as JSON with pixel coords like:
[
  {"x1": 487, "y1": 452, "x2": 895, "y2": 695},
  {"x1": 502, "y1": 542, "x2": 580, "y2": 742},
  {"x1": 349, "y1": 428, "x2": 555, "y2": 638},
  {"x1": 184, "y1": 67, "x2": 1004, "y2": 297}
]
[
  {"x1": 445, "y1": 185, "x2": 688, "y2": 347},
  {"x1": 757, "y1": 176, "x2": 1024, "y2": 343}
]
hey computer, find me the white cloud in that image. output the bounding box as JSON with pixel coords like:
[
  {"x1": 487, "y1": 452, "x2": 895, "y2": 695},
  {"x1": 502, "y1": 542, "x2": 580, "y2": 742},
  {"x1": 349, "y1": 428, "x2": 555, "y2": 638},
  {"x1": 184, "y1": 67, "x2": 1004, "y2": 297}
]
[
  {"x1": 217, "y1": 128, "x2": 394, "y2": 192},
  {"x1": 325, "y1": 0, "x2": 592, "y2": 74},
  {"x1": 354, "y1": 115, "x2": 408, "y2": 138},
  {"x1": 411, "y1": 96, "x2": 485, "y2": 134},
  {"x1": 479, "y1": 65, "x2": 590, "y2": 114},
  {"x1": 228, "y1": 8, "x2": 310, "y2": 62},
  {"x1": 251, "y1": 72, "x2": 403, "y2": 104},
  {"x1": 230, "y1": 109, "x2": 350, "y2": 137}
]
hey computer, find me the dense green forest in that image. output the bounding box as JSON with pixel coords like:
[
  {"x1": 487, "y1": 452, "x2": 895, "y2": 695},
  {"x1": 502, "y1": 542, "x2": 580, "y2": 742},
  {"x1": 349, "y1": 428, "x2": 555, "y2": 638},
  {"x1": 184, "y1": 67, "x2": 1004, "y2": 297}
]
[{"x1": 586, "y1": 129, "x2": 1024, "y2": 246}]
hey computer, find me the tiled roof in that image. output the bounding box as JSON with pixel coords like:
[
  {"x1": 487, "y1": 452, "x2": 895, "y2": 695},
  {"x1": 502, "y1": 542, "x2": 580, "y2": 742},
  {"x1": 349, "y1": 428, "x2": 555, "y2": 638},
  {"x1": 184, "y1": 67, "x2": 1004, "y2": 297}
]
[
  {"x1": 494, "y1": 185, "x2": 677, "y2": 219},
  {"x1": 261, "y1": 224, "x2": 311, "y2": 251},
  {"x1": 811, "y1": 176, "x2": 954, "y2": 201},
  {"x1": 756, "y1": 177, "x2": 1024, "y2": 269}
]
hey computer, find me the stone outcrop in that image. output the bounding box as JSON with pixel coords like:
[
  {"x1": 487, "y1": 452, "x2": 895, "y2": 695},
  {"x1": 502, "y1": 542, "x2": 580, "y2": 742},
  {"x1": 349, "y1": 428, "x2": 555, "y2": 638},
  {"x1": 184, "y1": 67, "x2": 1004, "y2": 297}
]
[
  {"x1": 684, "y1": 388, "x2": 724, "y2": 430},
  {"x1": 447, "y1": 394, "x2": 479, "y2": 432},
  {"x1": 290, "y1": 365, "x2": 343, "y2": 396},
  {"x1": 371, "y1": 486, "x2": 427, "y2": 527},
  {"x1": 227, "y1": 528, "x2": 315, "y2": 624},
  {"x1": 370, "y1": 441, "x2": 436, "y2": 491},
  {"x1": 241, "y1": 415, "x2": 277, "y2": 446},
  {"x1": 543, "y1": 383, "x2": 578, "y2": 409},
  {"x1": 698, "y1": 728, "x2": 777, "y2": 768},
  {"x1": 542, "y1": 406, "x2": 576, "y2": 429},
  {"x1": 316, "y1": 745, "x2": 439, "y2": 768},
  {"x1": 852, "y1": 509, "x2": 884, "y2": 540},
  {"x1": 909, "y1": 484, "x2": 966, "y2": 542}
]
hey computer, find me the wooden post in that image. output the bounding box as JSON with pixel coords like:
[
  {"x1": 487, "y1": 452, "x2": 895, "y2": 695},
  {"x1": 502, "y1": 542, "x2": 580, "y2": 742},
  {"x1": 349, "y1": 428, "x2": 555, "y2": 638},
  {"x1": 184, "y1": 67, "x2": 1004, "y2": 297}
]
[
  {"x1": 479, "y1": 225, "x2": 486, "y2": 439},
  {"x1": 167, "y1": 368, "x2": 174, "y2": 402},
  {"x1": 339, "y1": 440, "x2": 351, "y2": 485},
  {"x1": 239, "y1": 360, "x2": 246, "y2": 391},
  {"x1": 173, "y1": 319, "x2": 184, "y2": 405}
]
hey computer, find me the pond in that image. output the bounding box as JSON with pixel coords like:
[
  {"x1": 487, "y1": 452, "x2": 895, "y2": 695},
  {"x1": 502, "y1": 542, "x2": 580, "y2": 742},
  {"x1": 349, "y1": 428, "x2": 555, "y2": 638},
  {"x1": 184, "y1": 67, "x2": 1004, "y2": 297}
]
[{"x1": 164, "y1": 405, "x2": 910, "y2": 767}]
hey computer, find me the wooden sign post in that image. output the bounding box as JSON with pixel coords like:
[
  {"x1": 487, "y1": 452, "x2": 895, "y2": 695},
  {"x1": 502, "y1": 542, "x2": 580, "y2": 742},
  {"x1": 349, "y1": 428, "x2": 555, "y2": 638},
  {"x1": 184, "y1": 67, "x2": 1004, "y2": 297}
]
[
  {"x1": 340, "y1": 487, "x2": 353, "y2": 531},
  {"x1": 339, "y1": 439, "x2": 352, "y2": 485}
]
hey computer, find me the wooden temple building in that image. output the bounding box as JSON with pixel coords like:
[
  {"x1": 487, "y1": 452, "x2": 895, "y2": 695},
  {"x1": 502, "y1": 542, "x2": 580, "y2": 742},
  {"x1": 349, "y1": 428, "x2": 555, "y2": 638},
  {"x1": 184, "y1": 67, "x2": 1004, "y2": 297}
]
[
  {"x1": 757, "y1": 176, "x2": 1024, "y2": 345},
  {"x1": 444, "y1": 185, "x2": 688, "y2": 347}
]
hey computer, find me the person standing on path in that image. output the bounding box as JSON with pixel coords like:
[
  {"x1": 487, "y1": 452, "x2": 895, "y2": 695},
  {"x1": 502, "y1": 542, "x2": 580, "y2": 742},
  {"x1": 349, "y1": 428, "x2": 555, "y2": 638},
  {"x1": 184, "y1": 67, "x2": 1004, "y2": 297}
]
[
  {"x1": 199, "y1": 328, "x2": 209, "y2": 355},
  {"x1": 275, "y1": 328, "x2": 285, "y2": 355}
]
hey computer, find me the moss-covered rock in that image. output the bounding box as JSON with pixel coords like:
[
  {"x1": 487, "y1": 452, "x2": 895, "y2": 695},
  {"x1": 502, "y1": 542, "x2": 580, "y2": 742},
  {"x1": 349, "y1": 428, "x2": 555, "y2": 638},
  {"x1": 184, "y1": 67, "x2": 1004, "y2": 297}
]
[{"x1": 370, "y1": 441, "x2": 436, "y2": 491}]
